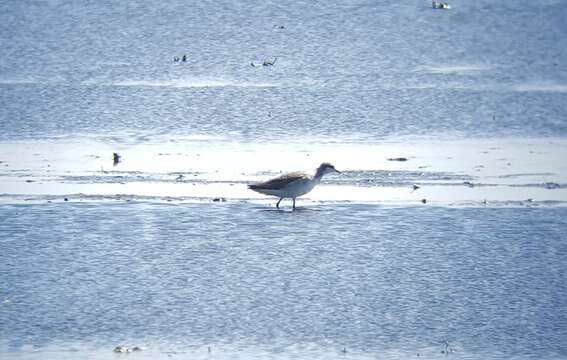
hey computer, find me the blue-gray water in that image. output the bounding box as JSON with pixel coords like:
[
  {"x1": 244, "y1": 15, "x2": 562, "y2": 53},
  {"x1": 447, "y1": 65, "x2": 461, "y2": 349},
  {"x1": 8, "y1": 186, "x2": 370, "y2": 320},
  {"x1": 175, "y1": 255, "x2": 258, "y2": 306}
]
[
  {"x1": 1, "y1": 0, "x2": 567, "y2": 359},
  {"x1": 1, "y1": 203, "x2": 567, "y2": 359},
  {"x1": 1, "y1": 0, "x2": 567, "y2": 141}
]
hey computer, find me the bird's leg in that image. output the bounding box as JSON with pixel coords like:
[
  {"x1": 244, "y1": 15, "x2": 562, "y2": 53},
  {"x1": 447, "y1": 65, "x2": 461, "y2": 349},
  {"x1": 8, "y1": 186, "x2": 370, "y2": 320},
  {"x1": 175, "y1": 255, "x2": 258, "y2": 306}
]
[
  {"x1": 276, "y1": 198, "x2": 282, "y2": 208},
  {"x1": 292, "y1": 198, "x2": 296, "y2": 209}
]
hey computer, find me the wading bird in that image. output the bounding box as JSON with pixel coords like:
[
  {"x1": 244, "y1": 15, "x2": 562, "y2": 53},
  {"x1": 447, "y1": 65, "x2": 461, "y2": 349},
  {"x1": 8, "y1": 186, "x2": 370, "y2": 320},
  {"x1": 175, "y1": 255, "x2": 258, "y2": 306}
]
[{"x1": 248, "y1": 162, "x2": 340, "y2": 209}]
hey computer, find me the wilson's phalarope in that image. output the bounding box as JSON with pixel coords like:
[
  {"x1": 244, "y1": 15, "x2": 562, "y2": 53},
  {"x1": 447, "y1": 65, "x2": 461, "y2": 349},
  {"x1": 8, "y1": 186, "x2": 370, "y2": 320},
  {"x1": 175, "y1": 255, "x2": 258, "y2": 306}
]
[{"x1": 248, "y1": 162, "x2": 340, "y2": 209}]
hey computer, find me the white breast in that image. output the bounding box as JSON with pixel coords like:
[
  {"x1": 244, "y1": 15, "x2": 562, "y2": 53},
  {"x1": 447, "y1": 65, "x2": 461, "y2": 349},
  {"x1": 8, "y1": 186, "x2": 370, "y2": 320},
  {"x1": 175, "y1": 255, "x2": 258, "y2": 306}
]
[{"x1": 282, "y1": 178, "x2": 319, "y2": 198}]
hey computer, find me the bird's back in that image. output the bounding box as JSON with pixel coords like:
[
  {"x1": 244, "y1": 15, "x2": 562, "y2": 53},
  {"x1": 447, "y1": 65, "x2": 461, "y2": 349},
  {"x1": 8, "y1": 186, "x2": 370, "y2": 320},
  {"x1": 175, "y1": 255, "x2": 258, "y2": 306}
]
[{"x1": 249, "y1": 171, "x2": 310, "y2": 191}]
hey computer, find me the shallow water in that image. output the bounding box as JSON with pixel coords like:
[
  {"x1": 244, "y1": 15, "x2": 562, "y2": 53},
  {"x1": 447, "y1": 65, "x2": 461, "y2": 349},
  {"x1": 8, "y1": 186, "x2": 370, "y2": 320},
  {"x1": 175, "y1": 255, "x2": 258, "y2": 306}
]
[
  {"x1": 1, "y1": 0, "x2": 567, "y2": 359},
  {"x1": 1, "y1": 0, "x2": 567, "y2": 142},
  {"x1": 1, "y1": 202, "x2": 567, "y2": 359}
]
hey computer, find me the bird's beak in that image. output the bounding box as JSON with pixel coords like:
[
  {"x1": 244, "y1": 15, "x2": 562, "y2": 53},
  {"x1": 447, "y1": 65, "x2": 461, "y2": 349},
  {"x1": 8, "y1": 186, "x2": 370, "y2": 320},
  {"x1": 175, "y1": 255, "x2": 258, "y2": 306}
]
[{"x1": 334, "y1": 168, "x2": 341, "y2": 174}]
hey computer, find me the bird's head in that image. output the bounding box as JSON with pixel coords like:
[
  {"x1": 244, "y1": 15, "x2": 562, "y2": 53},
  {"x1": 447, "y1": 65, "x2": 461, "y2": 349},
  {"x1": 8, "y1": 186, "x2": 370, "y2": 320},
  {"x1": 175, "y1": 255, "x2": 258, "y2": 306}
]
[{"x1": 316, "y1": 162, "x2": 341, "y2": 177}]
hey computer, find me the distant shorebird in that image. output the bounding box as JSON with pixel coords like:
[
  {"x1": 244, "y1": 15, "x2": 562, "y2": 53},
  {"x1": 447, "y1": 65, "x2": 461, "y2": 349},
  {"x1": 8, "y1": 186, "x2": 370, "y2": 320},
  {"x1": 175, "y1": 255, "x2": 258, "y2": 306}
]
[
  {"x1": 113, "y1": 152, "x2": 121, "y2": 165},
  {"x1": 248, "y1": 162, "x2": 340, "y2": 209},
  {"x1": 432, "y1": 0, "x2": 451, "y2": 9}
]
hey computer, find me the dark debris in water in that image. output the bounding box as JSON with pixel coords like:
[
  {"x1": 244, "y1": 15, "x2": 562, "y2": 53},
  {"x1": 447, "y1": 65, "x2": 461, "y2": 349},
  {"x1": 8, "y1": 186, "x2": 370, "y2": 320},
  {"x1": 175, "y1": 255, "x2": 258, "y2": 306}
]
[{"x1": 544, "y1": 182, "x2": 562, "y2": 189}]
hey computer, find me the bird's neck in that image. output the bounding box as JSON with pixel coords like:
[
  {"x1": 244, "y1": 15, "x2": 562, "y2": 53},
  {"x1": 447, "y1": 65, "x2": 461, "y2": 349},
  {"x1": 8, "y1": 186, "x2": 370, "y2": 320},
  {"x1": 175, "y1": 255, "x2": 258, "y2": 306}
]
[{"x1": 313, "y1": 169, "x2": 325, "y2": 181}]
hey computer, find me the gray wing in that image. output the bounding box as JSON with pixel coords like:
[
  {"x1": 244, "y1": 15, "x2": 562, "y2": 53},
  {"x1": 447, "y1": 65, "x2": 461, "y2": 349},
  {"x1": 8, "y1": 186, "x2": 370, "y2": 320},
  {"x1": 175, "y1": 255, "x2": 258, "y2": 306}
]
[{"x1": 248, "y1": 171, "x2": 308, "y2": 190}]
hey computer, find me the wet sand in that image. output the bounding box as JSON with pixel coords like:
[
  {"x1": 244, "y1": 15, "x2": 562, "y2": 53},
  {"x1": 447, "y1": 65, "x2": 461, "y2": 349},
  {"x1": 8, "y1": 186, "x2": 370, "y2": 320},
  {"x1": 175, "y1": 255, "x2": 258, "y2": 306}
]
[{"x1": 1, "y1": 136, "x2": 566, "y2": 206}]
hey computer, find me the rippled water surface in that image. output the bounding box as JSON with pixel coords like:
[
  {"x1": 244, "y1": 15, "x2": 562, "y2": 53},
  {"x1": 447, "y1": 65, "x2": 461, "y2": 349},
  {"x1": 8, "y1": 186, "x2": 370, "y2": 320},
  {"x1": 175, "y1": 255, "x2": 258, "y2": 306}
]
[
  {"x1": 1, "y1": 0, "x2": 567, "y2": 141},
  {"x1": 1, "y1": 203, "x2": 567, "y2": 359},
  {"x1": 1, "y1": 0, "x2": 567, "y2": 359}
]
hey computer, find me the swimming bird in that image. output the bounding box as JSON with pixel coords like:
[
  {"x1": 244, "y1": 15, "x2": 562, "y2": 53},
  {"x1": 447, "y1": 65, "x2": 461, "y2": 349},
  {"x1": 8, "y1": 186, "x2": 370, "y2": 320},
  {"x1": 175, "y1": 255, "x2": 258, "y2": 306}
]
[
  {"x1": 248, "y1": 162, "x2": 340, "y2": 209},
  {"x1": 262, "y1": 57, "x2": 278, "y2": 66},
  {"x1": 432, "y1": 1, "x2": 451, "y2": 9}
]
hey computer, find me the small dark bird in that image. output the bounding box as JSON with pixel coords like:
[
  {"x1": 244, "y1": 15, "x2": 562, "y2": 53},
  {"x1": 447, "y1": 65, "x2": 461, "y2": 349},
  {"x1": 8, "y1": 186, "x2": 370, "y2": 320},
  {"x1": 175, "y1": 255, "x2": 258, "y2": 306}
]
[{"x1": 113, "y1": 152, "x2": 121, "y2": 165}]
